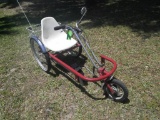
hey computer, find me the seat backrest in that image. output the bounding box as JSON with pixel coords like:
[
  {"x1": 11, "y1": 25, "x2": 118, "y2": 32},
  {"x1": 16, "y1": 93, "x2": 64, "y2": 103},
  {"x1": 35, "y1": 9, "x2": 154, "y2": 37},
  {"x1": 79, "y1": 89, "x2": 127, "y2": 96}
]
[{"x1": 41, "y1": 17, "x2": 61, "y2": 41}]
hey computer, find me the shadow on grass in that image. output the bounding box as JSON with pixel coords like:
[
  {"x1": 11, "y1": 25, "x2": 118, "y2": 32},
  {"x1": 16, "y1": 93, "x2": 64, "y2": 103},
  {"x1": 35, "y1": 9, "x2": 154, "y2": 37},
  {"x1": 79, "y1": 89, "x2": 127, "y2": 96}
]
[
  {"x1": 0, "y1": 14, "x2": 25, "y2": 35},
  {"x1": 0, "y1": 1, "x2": 18, "y2": 9},
  {"x1": 50, "y1": 67, "x2": 107, "y2": 101},
  {"x1": 122, "y1": 98, "x2": 130, "y2": 104},
  {"x1": 1, "y1": 0, "x2": 160, "y2": 37},
  {"x1": 85, "y1": 0, "x2": 160, "y2": 38},
  {"x1": 50, "y1": 63, "x2": 130, "y2": 103},
  {"x1": 48, "y1": 54, "x2": 106, "y2": 100},
  {"x1": 48, "y1": 54, "x2": 130, "y2": 103},
  {"x1": 0, "y1": 0, "x2": 84, "y2": 36}
]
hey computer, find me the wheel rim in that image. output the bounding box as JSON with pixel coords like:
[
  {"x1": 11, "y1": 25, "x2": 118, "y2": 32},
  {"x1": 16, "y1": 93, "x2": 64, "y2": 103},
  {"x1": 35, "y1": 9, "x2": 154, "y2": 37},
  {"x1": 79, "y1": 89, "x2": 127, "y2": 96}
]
[
  {"x1": 109, "y1": 83, "x2": 124, "y2": 100},
  {"x1": 31, "y1": 40, "x2": 48, "y2": 71}
]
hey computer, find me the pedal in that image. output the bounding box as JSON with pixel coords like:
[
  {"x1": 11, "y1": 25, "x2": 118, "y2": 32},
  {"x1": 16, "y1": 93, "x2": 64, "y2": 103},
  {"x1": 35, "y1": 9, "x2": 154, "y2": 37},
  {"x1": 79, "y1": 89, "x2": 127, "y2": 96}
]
[
  {"x1": 71, "y1": 63, "x2": 88, "y2": 86},
  {"x1": 71, "y1": 63, "x2": 81, "y2": 71}
]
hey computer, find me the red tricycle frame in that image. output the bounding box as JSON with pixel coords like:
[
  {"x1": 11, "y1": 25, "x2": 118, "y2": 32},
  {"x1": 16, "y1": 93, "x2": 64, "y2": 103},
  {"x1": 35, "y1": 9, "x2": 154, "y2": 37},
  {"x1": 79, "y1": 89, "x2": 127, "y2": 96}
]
[{"x1": 49, "y1": 52, "x2": 117, "y2": 82}]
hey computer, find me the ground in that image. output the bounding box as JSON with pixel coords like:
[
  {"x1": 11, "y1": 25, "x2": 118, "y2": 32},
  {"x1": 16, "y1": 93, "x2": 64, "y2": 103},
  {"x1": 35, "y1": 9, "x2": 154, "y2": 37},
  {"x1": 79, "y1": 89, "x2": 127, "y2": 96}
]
[{"x1": 0, "y1": 0, "x2": 160, "y2": 120}]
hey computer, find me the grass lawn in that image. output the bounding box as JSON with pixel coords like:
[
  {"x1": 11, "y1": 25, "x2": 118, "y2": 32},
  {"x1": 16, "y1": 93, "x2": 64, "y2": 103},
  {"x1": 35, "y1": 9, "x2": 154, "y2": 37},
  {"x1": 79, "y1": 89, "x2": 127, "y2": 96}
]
[{"x1": 0, "y1": 1, "x2": 160, "y2": 119}]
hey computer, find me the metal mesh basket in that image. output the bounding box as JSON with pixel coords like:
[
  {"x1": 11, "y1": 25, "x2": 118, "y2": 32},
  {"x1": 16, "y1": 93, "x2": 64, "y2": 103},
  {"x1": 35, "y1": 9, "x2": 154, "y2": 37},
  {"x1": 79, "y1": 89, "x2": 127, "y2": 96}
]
[{"x1": 26, "y1": 24, "x2": 41, "y2": 39}]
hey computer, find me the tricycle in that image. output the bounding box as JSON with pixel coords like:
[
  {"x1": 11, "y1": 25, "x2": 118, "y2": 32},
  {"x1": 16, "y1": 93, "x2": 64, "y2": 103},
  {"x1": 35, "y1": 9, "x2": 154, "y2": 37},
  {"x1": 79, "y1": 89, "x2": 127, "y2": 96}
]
[{"x1": 17, "y1": 0, "x2": 128, "y2": 102}]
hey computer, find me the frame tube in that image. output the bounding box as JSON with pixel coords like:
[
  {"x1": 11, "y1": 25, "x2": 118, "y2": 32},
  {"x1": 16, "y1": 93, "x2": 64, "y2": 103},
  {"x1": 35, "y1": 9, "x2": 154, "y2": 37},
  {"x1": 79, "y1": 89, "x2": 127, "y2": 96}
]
[{"x1": 49, "y1": 53, "x2": 117, "y2": 82}]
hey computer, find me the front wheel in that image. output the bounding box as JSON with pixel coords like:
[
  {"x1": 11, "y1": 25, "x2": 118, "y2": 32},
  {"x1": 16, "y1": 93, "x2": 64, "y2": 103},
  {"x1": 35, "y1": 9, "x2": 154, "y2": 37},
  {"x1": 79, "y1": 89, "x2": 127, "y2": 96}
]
[{"x1": 104, "y1": 78, "x2": 128, "y2": 102}]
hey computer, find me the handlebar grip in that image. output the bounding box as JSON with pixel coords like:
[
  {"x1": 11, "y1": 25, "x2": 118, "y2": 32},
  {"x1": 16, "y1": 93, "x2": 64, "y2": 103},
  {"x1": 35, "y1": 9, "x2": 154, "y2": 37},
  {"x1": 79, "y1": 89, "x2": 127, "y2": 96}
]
[{"x1": 54, "y1": 25, "x2": 66, "y2": 30}]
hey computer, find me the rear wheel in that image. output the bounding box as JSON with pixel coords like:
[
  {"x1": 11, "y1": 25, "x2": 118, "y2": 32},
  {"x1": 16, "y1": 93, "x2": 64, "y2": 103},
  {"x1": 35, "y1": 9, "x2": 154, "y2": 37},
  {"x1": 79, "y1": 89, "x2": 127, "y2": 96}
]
[
  {"x1": 104, "y1": 78, "x2": 128, "y2": 102},
  {"x1": 30, "y1": 38, "x2": 51, "y2": 73}
]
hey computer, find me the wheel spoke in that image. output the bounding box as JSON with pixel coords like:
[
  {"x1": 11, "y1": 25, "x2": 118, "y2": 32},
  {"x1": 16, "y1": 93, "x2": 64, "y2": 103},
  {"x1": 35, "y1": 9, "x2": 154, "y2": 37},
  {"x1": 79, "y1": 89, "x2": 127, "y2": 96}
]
[
  {"x1": 30, "y1": 39, "x2": 51, "y2": 72},
  {"x1": 104, "y1": 78, "x2": 128, "y2": 102}
]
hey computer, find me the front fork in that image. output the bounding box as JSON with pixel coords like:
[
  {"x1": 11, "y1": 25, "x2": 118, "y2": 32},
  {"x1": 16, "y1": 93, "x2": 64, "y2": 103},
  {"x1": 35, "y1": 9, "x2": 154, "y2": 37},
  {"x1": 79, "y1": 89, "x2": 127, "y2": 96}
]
[{"x1": 102, "y1": 75, "x2": 115, "y2": 95}]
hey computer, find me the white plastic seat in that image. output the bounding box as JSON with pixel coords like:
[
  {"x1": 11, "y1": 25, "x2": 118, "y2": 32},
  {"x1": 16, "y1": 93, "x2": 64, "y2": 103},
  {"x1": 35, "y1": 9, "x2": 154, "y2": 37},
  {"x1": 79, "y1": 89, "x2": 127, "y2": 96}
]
[{"x1": 41, "y1": 17, "x2": 77, "y2": 52}]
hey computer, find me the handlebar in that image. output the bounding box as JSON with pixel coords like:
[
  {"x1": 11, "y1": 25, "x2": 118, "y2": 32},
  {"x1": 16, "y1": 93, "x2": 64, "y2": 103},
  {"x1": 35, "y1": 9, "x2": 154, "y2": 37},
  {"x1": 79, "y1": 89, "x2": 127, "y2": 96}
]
[
  {"x1": 54, "y1": 25, "x2": 82, "y2": 33},
  {"x1": 54, "y1": 25, "x2": 66, "y2": 30}
]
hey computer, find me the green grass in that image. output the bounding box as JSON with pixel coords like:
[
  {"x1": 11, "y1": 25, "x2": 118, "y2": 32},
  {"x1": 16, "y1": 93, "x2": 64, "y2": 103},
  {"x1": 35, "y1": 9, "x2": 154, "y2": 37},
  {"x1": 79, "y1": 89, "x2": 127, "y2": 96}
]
[{"x1": 0, "y1": 1, "x2": 160, "y2": 120}]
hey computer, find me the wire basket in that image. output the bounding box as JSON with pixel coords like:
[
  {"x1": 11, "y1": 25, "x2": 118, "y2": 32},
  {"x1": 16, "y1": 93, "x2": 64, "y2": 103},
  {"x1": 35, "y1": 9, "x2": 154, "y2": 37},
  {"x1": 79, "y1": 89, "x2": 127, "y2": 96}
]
[{"x1": 26, "y1": 24, "x2": 41, "y2": 39}]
